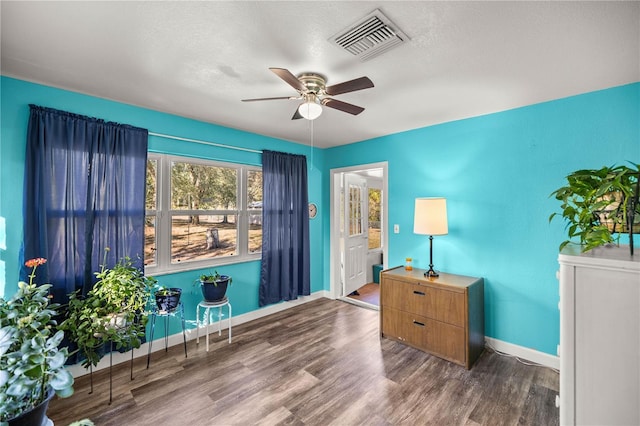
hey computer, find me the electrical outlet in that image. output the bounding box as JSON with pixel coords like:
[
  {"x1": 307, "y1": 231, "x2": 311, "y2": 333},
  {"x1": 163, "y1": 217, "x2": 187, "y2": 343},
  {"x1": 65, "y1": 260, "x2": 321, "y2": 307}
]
[{"x1": 393, "y1": 224, "x2": 399, "y2": 233}]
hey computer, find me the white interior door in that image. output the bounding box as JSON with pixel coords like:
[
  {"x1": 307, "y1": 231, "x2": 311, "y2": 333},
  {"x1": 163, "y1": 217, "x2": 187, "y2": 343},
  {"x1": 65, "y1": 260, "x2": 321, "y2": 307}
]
[{"x1": 343, "y1": 173, "x2": 367, "y2": 296}]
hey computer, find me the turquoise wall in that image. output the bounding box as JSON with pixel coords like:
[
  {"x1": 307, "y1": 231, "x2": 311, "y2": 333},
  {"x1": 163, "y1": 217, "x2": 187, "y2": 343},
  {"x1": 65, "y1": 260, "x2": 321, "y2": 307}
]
[
  {"x1": 324, "y1": 82, "x2": 640, "y2": 355},
  {"x1": 2, "y1": 76, "x2": 638, "y2": 354},
  {"x1": 0, "y1": 77, "x2": 325, "y2": 335}
]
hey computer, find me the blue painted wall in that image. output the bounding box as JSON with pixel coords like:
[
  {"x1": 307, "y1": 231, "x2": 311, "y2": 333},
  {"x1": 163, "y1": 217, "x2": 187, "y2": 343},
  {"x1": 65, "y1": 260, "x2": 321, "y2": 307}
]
[
  {"x1": 324, "y1": 82, "x2": 640, "y2": 355},
  {"x1": 1, "y1": 76, "x2": 638, "y2": 354},
  {"x1": 0, "y1": 77, "x2": 324, "y2": 336}
]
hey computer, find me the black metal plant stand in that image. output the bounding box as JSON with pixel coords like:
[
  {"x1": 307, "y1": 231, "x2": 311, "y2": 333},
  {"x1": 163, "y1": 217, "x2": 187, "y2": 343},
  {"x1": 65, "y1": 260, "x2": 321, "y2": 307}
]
[
  {"x1": 146, "y1": 302, "x2": 188, "y2": 369},
  {"x1": 88, "y1": 337, "x2": 135, "y2": 405}
]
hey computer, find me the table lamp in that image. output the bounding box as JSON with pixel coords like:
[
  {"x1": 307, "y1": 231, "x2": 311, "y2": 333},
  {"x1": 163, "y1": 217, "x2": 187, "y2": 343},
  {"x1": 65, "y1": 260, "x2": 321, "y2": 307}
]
[{"x1": 413, "y1": 197, "x2": 448, "y2": 277}]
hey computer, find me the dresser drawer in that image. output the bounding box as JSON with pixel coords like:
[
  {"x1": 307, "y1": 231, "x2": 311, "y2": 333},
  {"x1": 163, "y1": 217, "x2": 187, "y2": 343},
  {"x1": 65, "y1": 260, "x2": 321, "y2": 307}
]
[
  {"x1": 381, "y1": 277, "x2": 465, "y2": 327},
  {"x1": 382, "y1": 306, "x2": 466, "y2": 364}
]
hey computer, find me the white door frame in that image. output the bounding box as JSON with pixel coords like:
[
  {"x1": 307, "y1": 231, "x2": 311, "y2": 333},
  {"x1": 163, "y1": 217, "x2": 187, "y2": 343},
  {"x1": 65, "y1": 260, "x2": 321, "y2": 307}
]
[{"x1": 329, "y1": 161, "x2": 388, "y2": 300}]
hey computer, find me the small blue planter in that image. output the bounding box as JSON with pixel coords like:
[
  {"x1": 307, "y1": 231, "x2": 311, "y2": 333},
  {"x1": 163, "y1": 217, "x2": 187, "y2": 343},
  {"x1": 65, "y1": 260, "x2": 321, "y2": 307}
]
[
  {"x1": 155, "y1": 287, "x2": 182, "y2": 312},
  {"x1": 200, "y1": 277, "x2": 230, "y2": 302}
]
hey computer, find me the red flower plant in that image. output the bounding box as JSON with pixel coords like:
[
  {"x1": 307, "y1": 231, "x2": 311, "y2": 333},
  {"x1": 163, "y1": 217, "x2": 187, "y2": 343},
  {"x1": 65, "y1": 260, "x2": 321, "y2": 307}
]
[
  {"x1": 25, "y1": 258, "x2": 47, "y2": 268},
  {"x1": 25, "y1": 258, "x2": 47, "y2": 288}
]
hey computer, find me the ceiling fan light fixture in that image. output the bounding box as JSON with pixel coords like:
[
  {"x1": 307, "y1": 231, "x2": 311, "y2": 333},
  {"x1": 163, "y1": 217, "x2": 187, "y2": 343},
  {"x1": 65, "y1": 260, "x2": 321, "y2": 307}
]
[
  {"x1": 298, "y1": 97, "x2": 322, "y2": 120},
  {"x1": 244, "y1": 68, "x2": 372, "y2": 120},
  {"x1": 299, "y1": 102, "x2": 322, "y2": 120}
]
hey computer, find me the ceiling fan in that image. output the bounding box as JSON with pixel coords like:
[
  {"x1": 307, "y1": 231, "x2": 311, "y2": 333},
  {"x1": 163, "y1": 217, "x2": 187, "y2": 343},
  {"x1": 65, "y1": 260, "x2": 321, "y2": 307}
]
[{"x1": 242, "y1": 68, "x2": 374, "y2": 120}]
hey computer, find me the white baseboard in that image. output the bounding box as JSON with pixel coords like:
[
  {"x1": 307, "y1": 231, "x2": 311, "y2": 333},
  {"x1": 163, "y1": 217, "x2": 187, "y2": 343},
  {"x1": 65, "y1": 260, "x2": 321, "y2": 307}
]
[
  {"x1": 66, "y1": 290, "x2": 331, "y2": 378},
  {"x1": 485, "y1": 336, "x2": 559, "y2": 370},
  {"x1": 66, "y1": 293, "x2": 560, "y2": 378}
]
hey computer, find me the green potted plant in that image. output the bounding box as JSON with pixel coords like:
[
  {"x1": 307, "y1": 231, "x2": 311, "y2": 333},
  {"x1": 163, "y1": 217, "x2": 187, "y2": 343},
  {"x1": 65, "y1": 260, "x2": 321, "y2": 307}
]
[
  {"x1": 154, "y1": 286, "x2": 182, "y2": 313},
  {"x1": 60, "y1": 249, "x2": 156, "y2": 368},
  {"x1": 550, "y1": 163, "x2": 640, "y2": 254},
  {"x1": 0, "y1": 258, "x2": 74, "y2": 425},
  {"x1": 198, "y1": 271, "x2": 232, "y2": 302}
]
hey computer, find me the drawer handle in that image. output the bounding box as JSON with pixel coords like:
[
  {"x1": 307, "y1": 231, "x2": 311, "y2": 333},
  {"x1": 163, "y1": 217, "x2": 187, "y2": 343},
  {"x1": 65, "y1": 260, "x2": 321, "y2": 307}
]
[
  {"x1": 413, "y1": 320, "x2": 425, "y2": 327},
  {"x1": 413, "y1": 290, "x2": 425, "y2": 296}
]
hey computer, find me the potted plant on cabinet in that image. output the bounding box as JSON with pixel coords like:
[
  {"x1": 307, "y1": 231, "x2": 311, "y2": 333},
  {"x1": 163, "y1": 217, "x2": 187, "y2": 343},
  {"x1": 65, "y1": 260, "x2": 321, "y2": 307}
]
[
  {"x1": 550, "y1": 163, "x2": 640, "y2": 254},
  {"x1": 198, "y1": 271, "x2": 232, "y2": 302},
  {"x1": 0, "y1": 258, "x2": 74, "y2": 425},
  {"x1": 60, "y1": 251, "x2": 156, "y2": 369}
]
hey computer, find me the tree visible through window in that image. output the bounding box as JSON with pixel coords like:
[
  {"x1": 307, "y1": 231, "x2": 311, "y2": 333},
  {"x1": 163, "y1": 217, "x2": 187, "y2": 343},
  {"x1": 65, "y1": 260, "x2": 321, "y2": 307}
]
[
  {"x1": 247, "y1": 170, "x2": 263, "y2": 254},
  {"x1": 368, "y1": 188, "x2": 382, "y2": 250},
  {"x1": 145, "y1": 154, "x2": 262, "y2": 272},
  {"x1": 145, "y1": 158, "x2": 158, "y2": 265},
  {"x1": 171, "y1": 161, "x2": 238, "y2": 262}
]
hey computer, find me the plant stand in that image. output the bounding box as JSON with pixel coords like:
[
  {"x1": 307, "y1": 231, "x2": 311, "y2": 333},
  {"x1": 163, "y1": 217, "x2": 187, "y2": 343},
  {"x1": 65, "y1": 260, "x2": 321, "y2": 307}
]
[
  {"x1": 196, "y1": 297, "x2": 232, "y2": 351},
  {"x1": 109, "y1": 340, "x2": 134, "y2": 405},
  {"x1": 87, "y1": 338, "x2": 135, "y2": 405},
  {"x1": 146, "y1": 302, "x2": 187, "y2": 368}
]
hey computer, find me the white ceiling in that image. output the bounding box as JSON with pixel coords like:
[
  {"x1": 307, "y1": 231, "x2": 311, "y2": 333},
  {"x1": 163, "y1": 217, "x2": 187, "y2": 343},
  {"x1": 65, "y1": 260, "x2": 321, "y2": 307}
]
[{"x1": 2, "y1": 1, "x2": 639, "y2": 149}]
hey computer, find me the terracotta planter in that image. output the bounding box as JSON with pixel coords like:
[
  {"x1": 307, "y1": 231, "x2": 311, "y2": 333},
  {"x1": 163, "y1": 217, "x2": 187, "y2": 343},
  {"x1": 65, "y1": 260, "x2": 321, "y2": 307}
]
[{"x1": 200, "y1": 277, "x2": 230, "y2": 302}]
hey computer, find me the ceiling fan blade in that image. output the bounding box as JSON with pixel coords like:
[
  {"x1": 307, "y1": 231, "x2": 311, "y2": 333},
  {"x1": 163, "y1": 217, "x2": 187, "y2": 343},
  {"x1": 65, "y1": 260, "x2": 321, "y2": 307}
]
[
  {"x1": 270, "y1": 68, "x2": 307, "y2": 92},
  {"x1": 321, "y1": 98, "x2": 365, "y2": 115},
  {"x1": 242, "y1": 96, "x2": 297, "y2": 102},
  {"x1": 325, "y1": 76, "x2": 374, "y2": 96},
  {"x1": 291, "y1": 108, "x2": 303, "y2": 120}
]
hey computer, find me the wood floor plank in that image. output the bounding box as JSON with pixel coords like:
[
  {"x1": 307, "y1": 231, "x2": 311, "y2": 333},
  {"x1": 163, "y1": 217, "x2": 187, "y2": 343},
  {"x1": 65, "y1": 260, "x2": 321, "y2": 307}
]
[
  {"x1": 48, "y1": 298, "x2": 559, "y2": 425},
  {"x1": 518, "y1": 382, "x2": 560, "y2": 425}
]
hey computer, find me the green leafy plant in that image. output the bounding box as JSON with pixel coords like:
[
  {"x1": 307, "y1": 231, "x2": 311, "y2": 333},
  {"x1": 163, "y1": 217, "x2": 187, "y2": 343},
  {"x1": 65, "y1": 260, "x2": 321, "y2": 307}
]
[
  {"x1": 197, "y1": 270, "x2": 232, "y2": 303},
  {"x1": 68, "y1": 420, "x2": 95, "y2": 426},
  {"x1": 153, "y1": 286, "x2": 182, "y2": 313},
  {"x1": 154, "y1": 286, "x2": 173, "y2": 296},
  {"x1": 198, "y1": 270, "x2": 232, "y2": 286},
  {"x1": 549, "y1": 163, "x2": 640, "y2": 252},
  {"x1": 60, "y1": 249, "x2": 156, "y2": 368},
  {"x1": 0, "y1": 258, "x2": 74, "y2": 422}
]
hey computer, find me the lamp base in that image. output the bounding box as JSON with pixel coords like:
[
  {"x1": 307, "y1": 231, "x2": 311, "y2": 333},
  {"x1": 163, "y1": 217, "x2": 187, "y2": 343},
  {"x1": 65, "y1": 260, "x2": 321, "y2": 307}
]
[{"x1": 424, "y1": 267, "x2": 439, "y2": 278}]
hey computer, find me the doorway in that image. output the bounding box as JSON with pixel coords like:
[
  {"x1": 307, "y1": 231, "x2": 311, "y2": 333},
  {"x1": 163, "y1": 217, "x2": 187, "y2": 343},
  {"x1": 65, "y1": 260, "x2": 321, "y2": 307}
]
[{"x1": 329, "y1": 162, "x2": 388, "y2": 309}]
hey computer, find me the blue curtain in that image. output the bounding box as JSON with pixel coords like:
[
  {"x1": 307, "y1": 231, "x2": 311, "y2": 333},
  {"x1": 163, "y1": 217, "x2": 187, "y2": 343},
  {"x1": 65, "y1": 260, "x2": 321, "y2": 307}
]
[
  {"x1": 21, "y1": 105, "x2": 148, "y2": 303},
  {"x1": 259, "y1": 150, "x2": 310, "y2": 306}
]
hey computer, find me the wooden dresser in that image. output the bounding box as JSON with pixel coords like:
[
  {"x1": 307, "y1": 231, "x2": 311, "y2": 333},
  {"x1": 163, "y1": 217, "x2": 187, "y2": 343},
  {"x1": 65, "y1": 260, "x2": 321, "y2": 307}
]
[{"x1": 380, "y1": 266, "x2": 484, "y2": 369}]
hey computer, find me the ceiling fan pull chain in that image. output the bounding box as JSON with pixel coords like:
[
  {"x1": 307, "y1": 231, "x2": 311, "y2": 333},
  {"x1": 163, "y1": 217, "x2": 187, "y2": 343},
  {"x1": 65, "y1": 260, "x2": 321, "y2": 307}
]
[{"x1": 310, "y1": 118, "x2": 314, "y2": 170}]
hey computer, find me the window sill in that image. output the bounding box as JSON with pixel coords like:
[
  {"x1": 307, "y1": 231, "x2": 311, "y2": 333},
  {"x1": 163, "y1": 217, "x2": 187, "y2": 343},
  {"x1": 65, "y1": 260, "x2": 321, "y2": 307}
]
[{"x1": 145, "y1": 255, "x2": 261, "y2": 277}]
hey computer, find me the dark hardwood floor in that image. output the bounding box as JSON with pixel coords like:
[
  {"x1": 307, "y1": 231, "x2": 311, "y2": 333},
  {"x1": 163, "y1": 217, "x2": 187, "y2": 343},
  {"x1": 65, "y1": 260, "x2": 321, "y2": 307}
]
[{"x1": 48, "y1": 298, "x2": 559, "y2": 425}]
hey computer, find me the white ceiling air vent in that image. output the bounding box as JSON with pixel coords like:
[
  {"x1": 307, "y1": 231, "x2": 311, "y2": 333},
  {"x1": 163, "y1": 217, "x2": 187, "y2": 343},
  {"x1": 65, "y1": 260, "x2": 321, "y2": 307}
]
[{"x1": 329, "y1": 9, "x2": 408, "y2": 62}]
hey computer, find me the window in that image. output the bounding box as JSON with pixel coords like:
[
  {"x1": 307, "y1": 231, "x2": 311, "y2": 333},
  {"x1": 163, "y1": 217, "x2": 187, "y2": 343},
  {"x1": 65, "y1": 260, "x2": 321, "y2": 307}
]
[
  {"x1": 368, "y1": 188, "x2": 382, "y2": 250},
  {"x1": 145, "y1": 154, "x2": 262, "y2": 273},
  {"x1": 145, "y1": 158, "x2": 158, "y2": 265},
  {"x1": 247, "y1": 169, "x2": 263, "y2": 254},
  {"x1": 348, "y1": 183, "x2": 364, "y2": 236}
]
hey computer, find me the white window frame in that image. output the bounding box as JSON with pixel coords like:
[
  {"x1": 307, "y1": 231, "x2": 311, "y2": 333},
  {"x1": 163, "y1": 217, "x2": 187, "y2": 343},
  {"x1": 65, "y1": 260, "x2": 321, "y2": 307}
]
[{"x1": 145, "y1": 153, "x2": 261, "y2": 275}]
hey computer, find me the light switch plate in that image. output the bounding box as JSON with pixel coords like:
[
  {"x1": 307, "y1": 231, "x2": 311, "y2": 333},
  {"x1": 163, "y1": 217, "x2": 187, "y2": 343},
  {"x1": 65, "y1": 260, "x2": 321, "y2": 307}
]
[{"x1": 393, "y1": 224, "x2": 399, "y2": 233}]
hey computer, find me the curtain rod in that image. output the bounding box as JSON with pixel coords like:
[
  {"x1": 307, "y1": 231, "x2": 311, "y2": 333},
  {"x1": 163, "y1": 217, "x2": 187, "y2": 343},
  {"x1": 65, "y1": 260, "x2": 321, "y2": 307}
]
[{"x1": 148, "y1": 131, "x2": 262, "y2": 154}]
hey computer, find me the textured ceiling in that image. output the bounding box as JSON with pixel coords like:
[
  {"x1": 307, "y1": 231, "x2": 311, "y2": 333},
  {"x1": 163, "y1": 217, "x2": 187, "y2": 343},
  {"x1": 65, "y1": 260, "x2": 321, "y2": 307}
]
[{"x1": 2, "y1": 1, "x2": 638, "y2": 148}]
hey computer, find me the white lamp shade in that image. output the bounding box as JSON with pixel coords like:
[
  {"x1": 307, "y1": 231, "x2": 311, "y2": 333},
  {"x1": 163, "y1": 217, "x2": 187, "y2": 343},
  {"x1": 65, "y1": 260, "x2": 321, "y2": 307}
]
[
  {"x1": 298, "y1": 101, "x2": 322, "y2": 120},
  {"x1": 414, "y1": 197, "x2": 448, "y2": 235}
]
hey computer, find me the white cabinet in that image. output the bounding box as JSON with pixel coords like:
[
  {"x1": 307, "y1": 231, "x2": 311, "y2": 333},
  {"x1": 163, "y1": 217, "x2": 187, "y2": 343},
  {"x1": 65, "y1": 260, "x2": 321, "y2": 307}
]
[{"x1": 558, "y1": 245, "x2": 640, "y2": 425}]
